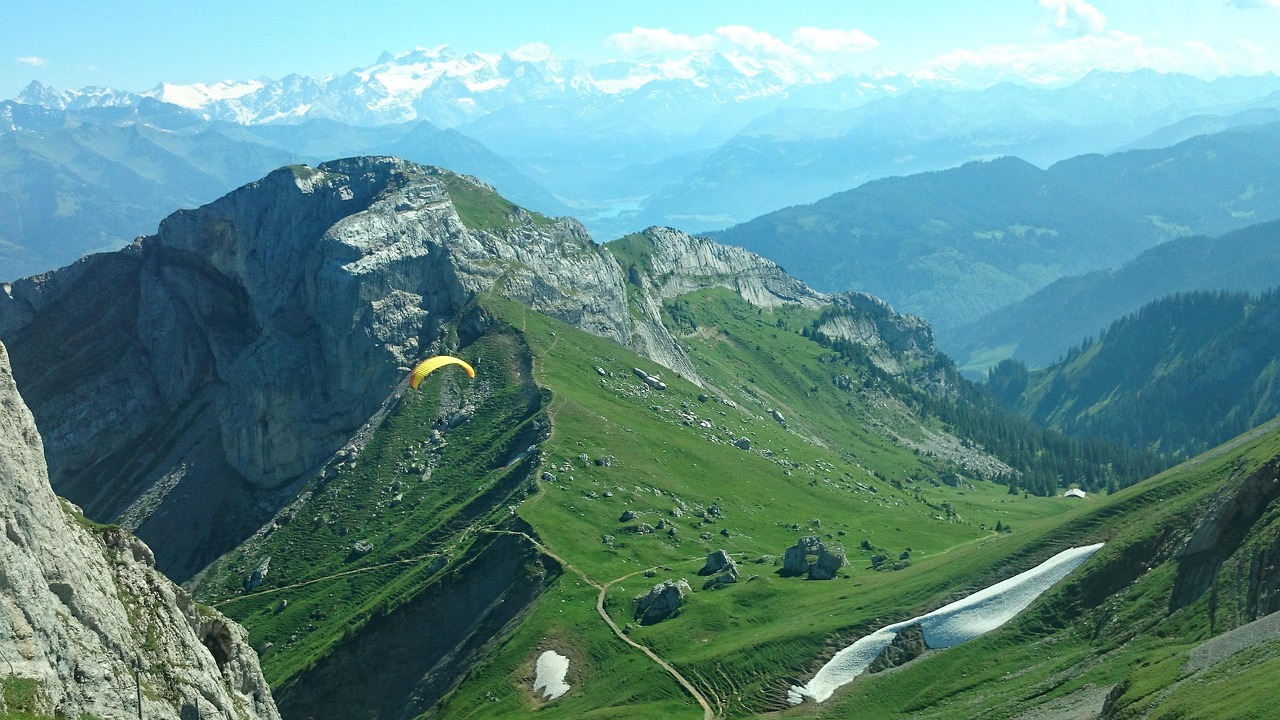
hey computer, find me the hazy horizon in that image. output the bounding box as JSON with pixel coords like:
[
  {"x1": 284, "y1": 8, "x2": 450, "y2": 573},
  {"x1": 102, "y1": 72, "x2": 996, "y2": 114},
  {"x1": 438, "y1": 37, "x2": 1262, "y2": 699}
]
[{"x1": 5, "y1": 0, "x2": 1280, "y2": 99}]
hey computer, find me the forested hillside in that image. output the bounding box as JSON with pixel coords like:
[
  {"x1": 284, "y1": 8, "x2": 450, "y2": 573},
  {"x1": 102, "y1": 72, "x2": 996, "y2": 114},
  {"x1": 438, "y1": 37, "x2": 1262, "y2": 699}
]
[{"x1": 989, "y1": 289, "x2": 1280, "y2": 461}]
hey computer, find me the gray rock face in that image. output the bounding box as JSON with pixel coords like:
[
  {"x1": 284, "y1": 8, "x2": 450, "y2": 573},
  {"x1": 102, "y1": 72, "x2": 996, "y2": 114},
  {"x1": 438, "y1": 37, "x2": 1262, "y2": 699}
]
[
  {"x1": 702, "y1": 571, "x2": 738, "y2": 591},
  {"x1": 814, "y1": 292, "x2": 937, "y2": 378},
  {"x1": 0, "y1": 339, "x2": 279, "y2": 720},
  {"x1": 632, "y1": 227, "x2": 826, "y2": 309},
  {"x1": 634, "y1": 579, "x2": 691, "y2": 624},
  {"x1": 0, "y1": 158, "x2": 696, "y2": 579}
]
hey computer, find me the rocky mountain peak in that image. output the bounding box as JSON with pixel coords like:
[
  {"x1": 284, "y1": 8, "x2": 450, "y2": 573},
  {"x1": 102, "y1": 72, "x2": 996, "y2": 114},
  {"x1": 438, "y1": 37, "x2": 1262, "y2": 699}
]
[{"x1": 0, "y1": 157, "x2": 693, "y2": 578}]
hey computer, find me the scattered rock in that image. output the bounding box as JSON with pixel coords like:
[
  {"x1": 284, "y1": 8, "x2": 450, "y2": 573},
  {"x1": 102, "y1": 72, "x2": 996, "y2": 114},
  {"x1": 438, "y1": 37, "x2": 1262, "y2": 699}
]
[
  {"x1": 734, "y1": 437, "x2": 751, "y2": 450},
  {"x1": 620, "y1": 510, "x2": 638, "y2": 522},
  {"x1": 596, "y1": 367, "x2": 607, "y2": 376},
  {"x1": 595, "y1": 456, "x2": 614, "y2": 467},
  {"x1": 698, "y1": 393, "x2": 709, "y2": 403},
  {"x1": 348, "y1": 540, "x2": 374, "y2": 559},
  {"x1": 541, "y1": 471, "x2": 557, "y2": 482},
  {"x1": 769, "y1": 409, "x2": 785, "y2": 424}
]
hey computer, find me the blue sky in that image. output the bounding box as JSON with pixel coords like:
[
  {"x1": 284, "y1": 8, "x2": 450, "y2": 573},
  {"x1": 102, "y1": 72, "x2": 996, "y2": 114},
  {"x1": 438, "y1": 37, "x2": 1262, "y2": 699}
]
[{"x1": 3, "y1": 0, "x2": 1278, "y2": 97}]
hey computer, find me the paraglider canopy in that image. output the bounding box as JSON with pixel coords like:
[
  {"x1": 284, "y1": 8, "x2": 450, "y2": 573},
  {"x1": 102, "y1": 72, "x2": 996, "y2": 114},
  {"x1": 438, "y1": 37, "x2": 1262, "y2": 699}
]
[{"x1": 409, "y1": 356, "x2": 476, "y2": 389}]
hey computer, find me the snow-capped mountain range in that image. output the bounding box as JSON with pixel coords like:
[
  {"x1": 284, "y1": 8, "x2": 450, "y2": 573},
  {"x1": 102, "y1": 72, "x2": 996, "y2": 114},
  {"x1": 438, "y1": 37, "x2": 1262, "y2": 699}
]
[
  {"x1": 15, "y1": 46, "x2": 910, "y2": 128},
  {"x1": 6, "y1": 44, "x2": 1280, "y2": 287}
]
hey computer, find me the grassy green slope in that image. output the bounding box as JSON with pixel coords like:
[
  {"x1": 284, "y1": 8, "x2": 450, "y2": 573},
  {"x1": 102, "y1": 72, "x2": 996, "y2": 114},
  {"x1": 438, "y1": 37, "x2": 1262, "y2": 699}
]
[
  {"x1": 193, "y1": 277, "x2": 1233, "y2": 719},
  {"x1": 432, "y1": 292, "x2": 1078, "y2": 718},
  {"x1": 194, "y1": 327, "x2": 547, "y2": 687},
  {"x1": 809, "y1": 418, "x2": 1280, "y2": 719}
]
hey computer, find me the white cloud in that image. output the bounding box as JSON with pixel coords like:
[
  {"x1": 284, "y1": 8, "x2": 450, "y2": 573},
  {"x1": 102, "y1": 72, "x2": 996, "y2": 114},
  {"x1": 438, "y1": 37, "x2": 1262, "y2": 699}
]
[
  {"x1": 607, "y1": 27, "x2": 715, "y2": 54},
  {"x1": 1038, "y1": 0, "x2": 1107, "y2": 35},
  {"x1": 792, "y1": 27, "x2": 878, "y2": 54},
  {"x1": 508, "y1": 42, "x2": 553, "y2": 62},
  {"x1": 16, "y1": 56, "x2": 46, "y2": 67},
  {"x1": 1225, "y1": 0, "x2": 1280, "y2": 8},
  {"x1": 716, "y1": 25, "x2": 799, "y2": 57},
  {"x1": 926, "y1": 30, "x2": 1260, "y2": 85}
]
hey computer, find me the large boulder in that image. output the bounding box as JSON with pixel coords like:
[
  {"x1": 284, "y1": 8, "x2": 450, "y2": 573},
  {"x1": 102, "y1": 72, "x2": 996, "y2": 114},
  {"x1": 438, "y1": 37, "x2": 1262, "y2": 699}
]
[
  {"x1": 809, "y1": 543, "x2": 848, "y2": 580},
  {"x1": 634, "y1": 579, "x2": 691, "y2": 624},
  {"x1": 781, "y1": 536, "x2": 823, "y2": 576},
  {"x1": 700, "y1": 549, "x2": 738, "y2": 576},
  {"x1": 781, "y1": 536, "x2": 846, "y2": 579}
]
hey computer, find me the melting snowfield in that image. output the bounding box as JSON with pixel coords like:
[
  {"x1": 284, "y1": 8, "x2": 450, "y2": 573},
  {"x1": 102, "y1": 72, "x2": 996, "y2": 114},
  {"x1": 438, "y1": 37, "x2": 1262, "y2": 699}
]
[
  {"x1": 789, "y1": 542, "x2": 1105, "y2": 705},
  {"x1": 533, "y1": 650, "x2": 571, "y2": 700}
]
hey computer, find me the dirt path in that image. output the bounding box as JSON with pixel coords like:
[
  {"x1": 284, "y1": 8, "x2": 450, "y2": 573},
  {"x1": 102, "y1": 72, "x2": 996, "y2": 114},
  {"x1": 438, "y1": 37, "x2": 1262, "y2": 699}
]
[{"x1": 490, "y1": 529, "x2": 718, "y2": 719}]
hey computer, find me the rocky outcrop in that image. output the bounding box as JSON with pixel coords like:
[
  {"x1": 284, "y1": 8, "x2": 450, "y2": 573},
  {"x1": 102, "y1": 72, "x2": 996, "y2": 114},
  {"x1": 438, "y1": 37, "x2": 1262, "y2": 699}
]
[
  {"x1": 627, "y1": 226, "x2": 827, "y2": 309},
  {"x1": 809, "y1": 544, "x2": 848, "y2": 580},
  {"x1": 635, "y1": 579, "x2": 690, "y2": 624},
  {"x1": 0, "y1": 339, "x2": 279, "y2": 720},
  {"x1": 0, "y1": 158, "x2": 694, "y2": 579},
  {"x1": 868, "y1": 623, "x2": 927, "y2": 673},
  {"x1": 1172, "y1": 458, "x2": 1280, "y2": 614},
  {"x1": 813, "y1": 292, "x2": 938, "y2": 378}
]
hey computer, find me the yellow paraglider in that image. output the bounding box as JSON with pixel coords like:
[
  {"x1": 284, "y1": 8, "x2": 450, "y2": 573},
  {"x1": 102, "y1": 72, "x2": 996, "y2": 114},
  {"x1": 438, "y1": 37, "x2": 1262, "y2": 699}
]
[{"x1": 408, "y1": 356, "x2": 476, "y2": 389}]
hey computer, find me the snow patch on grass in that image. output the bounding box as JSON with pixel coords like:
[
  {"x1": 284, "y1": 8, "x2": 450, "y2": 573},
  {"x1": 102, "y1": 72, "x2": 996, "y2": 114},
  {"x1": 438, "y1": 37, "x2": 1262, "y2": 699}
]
[{"x1": 790, "y1": 542, "x2": 1104, "y2": 704}]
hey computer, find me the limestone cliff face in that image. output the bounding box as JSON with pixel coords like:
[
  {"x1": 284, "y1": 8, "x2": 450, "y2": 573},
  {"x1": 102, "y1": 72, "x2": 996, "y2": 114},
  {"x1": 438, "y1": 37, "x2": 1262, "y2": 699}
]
[
  {"x1": 0, "y1": 340, "x2": 279, "y2": 720},
  {"x1": 622, "y1": 226, "x2": 826, "y2": 309},
  {"x1": 612, "y1": 227, "x2": 937, "y2": 382},
  {"x1": 0, "y1": 158, "x2": 689, "y2": 579},
  {"x1": 814, "y1": 292, "x2": 939, "y2": 379}
]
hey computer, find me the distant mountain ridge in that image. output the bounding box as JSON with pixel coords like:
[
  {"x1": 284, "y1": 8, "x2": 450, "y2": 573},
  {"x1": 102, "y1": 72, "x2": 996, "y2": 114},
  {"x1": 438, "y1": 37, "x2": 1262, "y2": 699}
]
[
  {"x1": 943, "y1": 219, "x2": 1280, "y2": 372},
  {"x1": 713, "y1": 120, "x2": 1280, "y2": 333},
  {"x1": 989, "y1": 289, "x2": 1280, "y2": 460},
  {"x1": 11, "y1": 56, "x2": 1280, "y2": 242}
]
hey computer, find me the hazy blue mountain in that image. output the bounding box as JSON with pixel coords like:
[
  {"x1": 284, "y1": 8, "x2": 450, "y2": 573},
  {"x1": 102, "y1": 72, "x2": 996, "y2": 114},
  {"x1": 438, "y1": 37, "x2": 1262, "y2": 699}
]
[
  {"x1": 15, "y1": 58, "x2": 1280, "y2": 241},
  {"x1": 0, "y1": 107, "x2": 564, "y2": 280},
  {"x1": 942, "y1": 220, "x2": 1280, "y2": 373},
  {"x1": 1119, "y1": 92, "x2": 1280, "y2": 150},
  {"x1": 0, "y1": 123, "x2": 286, "y2": 281},
  {"x1": 636, "y1": 71, "x2": 1280, "y2": 233},
  {"x1": 713, "y1": 121, "x2": 1280, "y2": 332},
  {"x1": 988, "y1": 289, "x2": 1280, "y2": 461}
]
